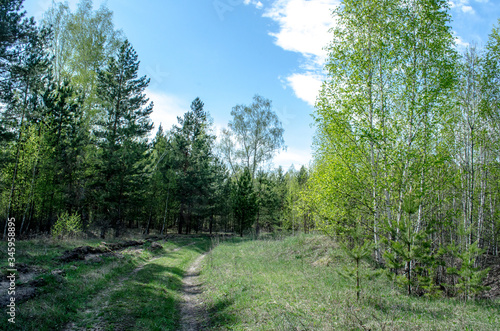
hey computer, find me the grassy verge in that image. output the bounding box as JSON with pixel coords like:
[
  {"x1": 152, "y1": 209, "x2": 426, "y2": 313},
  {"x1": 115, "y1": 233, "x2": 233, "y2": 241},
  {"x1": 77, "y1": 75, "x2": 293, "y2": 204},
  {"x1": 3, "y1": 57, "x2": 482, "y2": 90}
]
[
  {"x1": 201, "y1": 234, "x2": 500, "y2": 330},
  {"x1": 2, "y1": 235, "x2": 210, "y2": 331}
]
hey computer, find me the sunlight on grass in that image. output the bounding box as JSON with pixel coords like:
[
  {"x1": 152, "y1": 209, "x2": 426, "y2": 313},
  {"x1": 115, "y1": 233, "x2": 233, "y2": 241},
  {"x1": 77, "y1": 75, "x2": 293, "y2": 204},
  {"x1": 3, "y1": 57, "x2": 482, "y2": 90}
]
[
  {"x1": 201, "y1": 234, "x2": 500, "y2": 330},
  {"x1": 2, "y1": 236, "x2": 209, "y2": 331}
]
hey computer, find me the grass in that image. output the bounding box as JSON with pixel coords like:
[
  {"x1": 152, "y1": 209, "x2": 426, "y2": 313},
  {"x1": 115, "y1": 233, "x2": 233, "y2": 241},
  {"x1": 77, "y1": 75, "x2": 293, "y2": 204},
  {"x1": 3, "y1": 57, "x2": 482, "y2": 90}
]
[
  {"x1": 2, "y1": 233, "x2": 498, "y2": 330},
  {"x1": 201, "y1": 234, "x2": 500, "y2": 330},
  {"x1": 98, "y1": 237, "x2": 209, "y2": 330},
  {"x1": 1, "y1": 234, "x2": 210, "y2": 330}
]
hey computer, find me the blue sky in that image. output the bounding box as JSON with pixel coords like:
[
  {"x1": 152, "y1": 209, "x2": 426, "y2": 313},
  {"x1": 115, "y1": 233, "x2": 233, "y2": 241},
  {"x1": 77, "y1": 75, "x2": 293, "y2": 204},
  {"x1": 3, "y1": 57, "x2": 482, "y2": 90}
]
[{"x1": 22, "y1": 0, "x2": 500, "y2": 171}]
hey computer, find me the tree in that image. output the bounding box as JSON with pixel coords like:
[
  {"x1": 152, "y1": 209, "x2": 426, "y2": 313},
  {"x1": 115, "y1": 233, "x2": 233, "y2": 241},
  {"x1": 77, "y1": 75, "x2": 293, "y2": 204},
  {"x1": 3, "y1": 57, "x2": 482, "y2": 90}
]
[
  {"x1": 233, "y1": 167, "x2": 256, "y2": 237},
  {"x1": 1, "y1": 0, "x2": 51, "y2": 238},
  {"x1": 172, "y1": 97, "x2": 216, "y2": 234},
  {"x1": 254, "y1": 170, "x2": 280, "y2": 237},
  {"x1": 35, "y1": 80, "x2": 87, "y2": 230},
  {"x1": 310, "y1": 0, "x2": 474, "y2": 296},
  {"x1": 221, "y1": 95, "x2": 285, "y2": 178},
  {"x1": 0, "y1": 0, "x2": 38, "y2": 98},
  {"x1": 42, "y1": 0, "x2": 123, "y2": 94},
  {"x1": 93, "y1": 40, "x2": 153, "y2": 238},
  {"x1": 206, "y1": 157, "x2": 230, "y2": 234},
  {"x1": 481, "y1": 19, "x2": 500, "y2": 255}
]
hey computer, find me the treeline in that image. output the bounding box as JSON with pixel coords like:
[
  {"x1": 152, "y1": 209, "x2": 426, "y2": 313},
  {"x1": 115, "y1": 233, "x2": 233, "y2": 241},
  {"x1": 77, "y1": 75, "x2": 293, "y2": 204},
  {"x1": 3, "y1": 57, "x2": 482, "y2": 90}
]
[
  {"x1": 305, "y1": 0, "x2": 500, "y2": 299},
  {"x1": 0, "y1": 0, "x2": 308, "y2": 239}
]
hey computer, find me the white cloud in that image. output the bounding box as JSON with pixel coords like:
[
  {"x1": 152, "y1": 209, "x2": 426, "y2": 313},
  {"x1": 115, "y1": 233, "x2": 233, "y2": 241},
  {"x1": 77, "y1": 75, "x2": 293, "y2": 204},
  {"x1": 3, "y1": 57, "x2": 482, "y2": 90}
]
[
  {"x1": 264, "y1": 0, "x2": 339, "y2": 65},
  {"x1": 263, "y1": 0, "x2": 339, "y2": 106},
  {"x1": 455, "y1": 33, "x2": 470, "y2": 50},
  {"x1": 273, "y1": 147, "x2": 312, "y2": 170},
  {"x1": 286, "y1": 73, "x2": 323, "y2": 106},
  {"x1": 461, "y1": 5, "x2": 475, "y2": 13},
  {"x1": 244, "y1": 0, "x2": 264, "y2": 9},
  {"x1": 146, "y1": 90, "x2": 189, "y2": 135},
  {"x1": 449, "y1": 0, "x2": 477, "y2": 14}
]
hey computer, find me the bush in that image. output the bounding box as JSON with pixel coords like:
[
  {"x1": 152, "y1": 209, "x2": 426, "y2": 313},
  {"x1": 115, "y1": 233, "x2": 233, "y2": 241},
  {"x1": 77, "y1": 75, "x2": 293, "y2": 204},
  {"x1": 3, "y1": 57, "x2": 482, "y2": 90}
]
[{"x1": 52, "y1": 212, "x2": 82, "y2": 239}]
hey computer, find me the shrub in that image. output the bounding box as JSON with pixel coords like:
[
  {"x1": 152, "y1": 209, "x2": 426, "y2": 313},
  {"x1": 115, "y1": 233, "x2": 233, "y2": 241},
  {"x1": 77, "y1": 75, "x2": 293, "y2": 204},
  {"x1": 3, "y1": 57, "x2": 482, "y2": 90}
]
[{"x1": 52, "y1": 212, "x2": 82, "y2": 239}]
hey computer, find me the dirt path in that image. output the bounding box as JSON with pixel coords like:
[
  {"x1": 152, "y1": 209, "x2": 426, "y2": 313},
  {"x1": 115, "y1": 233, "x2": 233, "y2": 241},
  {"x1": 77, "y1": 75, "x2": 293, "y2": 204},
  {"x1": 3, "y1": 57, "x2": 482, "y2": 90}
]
[
  {"x1": 180, "y1": 253, "x2": 208, "y2": 331},
  {"x1": 63, "y1": 242, "x2": 196, "y2": 331}
]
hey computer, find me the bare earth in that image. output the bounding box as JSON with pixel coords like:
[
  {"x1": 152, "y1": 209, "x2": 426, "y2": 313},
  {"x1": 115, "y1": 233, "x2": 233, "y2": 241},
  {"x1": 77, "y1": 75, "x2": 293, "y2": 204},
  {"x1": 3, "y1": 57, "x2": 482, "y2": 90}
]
[{"x1": 180, "y1": 253, "x2": 208, "y2": 331}]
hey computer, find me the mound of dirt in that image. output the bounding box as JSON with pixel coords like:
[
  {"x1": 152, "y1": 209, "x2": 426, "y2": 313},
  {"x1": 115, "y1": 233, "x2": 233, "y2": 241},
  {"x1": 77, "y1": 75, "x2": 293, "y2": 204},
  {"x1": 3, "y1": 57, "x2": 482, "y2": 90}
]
[
  {"x1": 0, "y1": 264, "x2": 48, "y2": 308},
  {"x1": 59, "y1": 245, "x2": 109, "y2": 262},
  {"x1": 481, "y1": 255, "x2": 500, "y2": 300},
  {"x1": 147, "y1": 242, "x2": 163, "y2": 251},
  {"x1": 57, "y1": 238, "x2": 169, "y2": 262},
  {"x1": 58, "y1": 240, "x2": 146, "y2": 262}
]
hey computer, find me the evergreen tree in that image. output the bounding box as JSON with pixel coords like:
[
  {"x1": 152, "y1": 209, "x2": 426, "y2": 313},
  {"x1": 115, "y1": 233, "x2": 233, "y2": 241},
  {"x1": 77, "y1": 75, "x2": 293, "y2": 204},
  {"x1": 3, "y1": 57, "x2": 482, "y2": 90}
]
[
  {"x1": 233, "y1": 167, "x2": 256, "y2": 237},
  {"x1": 1, "y1": 0, "x2": 52, "y2": 238},
  {"x1": 172, "y1": 97, "x2": 215, "y2": 234},
  {"x1": 93, "y1": 40, "x2": 153, "y2": 238},
  {"x1": 206, "y1": 157, "x2": 229, "y2": 234},
  {"x1": 36, "y1": 80, "x2": 87, "y2": 230}
]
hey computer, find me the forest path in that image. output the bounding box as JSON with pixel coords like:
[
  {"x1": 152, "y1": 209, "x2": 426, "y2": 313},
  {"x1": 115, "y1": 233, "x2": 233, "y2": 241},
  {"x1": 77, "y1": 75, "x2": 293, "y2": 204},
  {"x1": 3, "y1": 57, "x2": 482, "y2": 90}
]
[
  {"x1": 180, "y1": 252, "x2": 208, "y2": 331},
  {"x1": 63, "y1": 242, "x2": 196, "y2": 331}
]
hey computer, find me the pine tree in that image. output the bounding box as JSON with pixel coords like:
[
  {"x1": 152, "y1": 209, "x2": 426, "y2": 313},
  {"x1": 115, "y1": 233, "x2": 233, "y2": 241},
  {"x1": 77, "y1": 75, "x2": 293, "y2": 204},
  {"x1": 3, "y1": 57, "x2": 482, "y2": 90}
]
[
  {"x1": 172, "y1": 97, "x2": 215, "y2": 234},
  {"x1": 93, "y1": 40, "x2": 153, "y2": 238},
  {"x1": 36, "y1": 80, "x2": 86, "y2": 230},
  {"x1": 1, "y1": 0, "x2": 52, "y2": 238},
  {"x1": 233, "y1": 167, "x2": 256, "y2": 237}
]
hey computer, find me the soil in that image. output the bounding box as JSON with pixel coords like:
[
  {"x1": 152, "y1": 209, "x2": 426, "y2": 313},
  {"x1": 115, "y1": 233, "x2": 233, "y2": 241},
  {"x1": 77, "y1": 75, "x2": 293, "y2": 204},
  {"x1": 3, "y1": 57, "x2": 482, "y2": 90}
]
[
  {"x1": 180, "y1": 253, "x2": 208, "y2": 331},
  {"x1": 0, "y1": 263, "x2": 46, "y2": 307},
  {"x1": 481, "y1": 254, "x2": 500, "y2": 300}
]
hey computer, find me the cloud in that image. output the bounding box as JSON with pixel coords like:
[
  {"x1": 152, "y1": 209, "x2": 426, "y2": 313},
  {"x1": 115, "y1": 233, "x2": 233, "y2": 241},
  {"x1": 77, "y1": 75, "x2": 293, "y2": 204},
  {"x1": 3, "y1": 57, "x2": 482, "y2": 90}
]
[
  {"x1": 273, "y1": 147, "x2": 312, "y2": 170},
  {"x1": 244, "y1": 0, "x2": 264, "y2": 9},
  {"x1": 461, "y1": 5, "x2": 475, "y2": 13},
  {"x1": 263, "y1": 0, "x2": 340, "y2": 105},
  {"x1": 449, "y1": 0, "x2": 477, "y2": 14},
  {"x1": 286, "y1": 73, "x2": 323, "y2": 106},
  {"x1": 454, "y1": 33, "x2": 470, "y2": 50},
  {"x1": 146, "y1": 90, "x2": 189, "y2": 135},
  {"x1": 264, "y1": 0, "x2": 339, "y2": 64}
]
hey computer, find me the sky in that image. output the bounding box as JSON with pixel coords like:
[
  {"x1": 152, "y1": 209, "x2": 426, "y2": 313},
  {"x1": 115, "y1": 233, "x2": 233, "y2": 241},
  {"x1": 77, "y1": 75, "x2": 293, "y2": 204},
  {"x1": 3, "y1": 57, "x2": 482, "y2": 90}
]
[{"x1": 21, "y1": 0, "x2": 500, "y2": 171}]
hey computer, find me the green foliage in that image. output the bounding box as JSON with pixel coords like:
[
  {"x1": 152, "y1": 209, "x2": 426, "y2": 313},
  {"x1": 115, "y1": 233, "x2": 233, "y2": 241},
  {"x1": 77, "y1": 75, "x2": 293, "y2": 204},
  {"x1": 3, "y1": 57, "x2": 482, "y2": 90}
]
[
  {"x1": 383, "y1": 215, "x2": 445, "y2": 297},
  {"x1": 338, "y1": 238, "x2": 377, "y2": 301},
  {"x1": 42, "y1": 0, "x2": 123, "y2": 94},
  {"x1": 52, "y1": 211, "x2": 82, "y2": 238},
  {"x1": 447, "y1": 241, "x2": 490, "y2": 301},
  {"x1": 221, "y1": 95, "x2": 285, "y2": 177},
  {"x1": 171, "y1": 97, "x2": 218, "y2": 234},
  {"x1": 232, "y1": 167, "x2": 256, "y2": 237},
  {"x1": 306, "y1": 0, "x2": 496, "y2": 301},
  {"x1": 93, "y1": 39, "x2": 153, "y2": 237}
]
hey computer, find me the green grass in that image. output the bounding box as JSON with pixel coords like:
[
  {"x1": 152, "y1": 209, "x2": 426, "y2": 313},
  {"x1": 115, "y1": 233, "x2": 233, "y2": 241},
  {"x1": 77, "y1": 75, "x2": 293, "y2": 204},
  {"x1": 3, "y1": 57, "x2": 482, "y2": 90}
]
[
  {"x1": 3, "y1": 233, "x2": 498, "y2": 330},
  {"x1": 1, "y1": 235, "x2": 210, "y2": 331},
  {"x1": 201, "y1": 234, "x2": 500, "y2": 330},
  {"x1": 98, "y1": 237, "x2": 209, "y2": 330}
]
